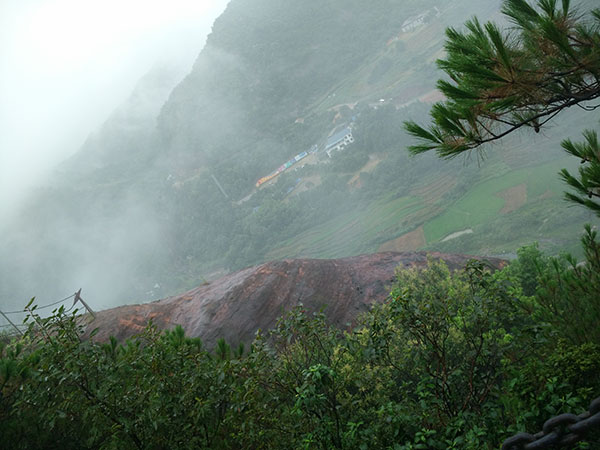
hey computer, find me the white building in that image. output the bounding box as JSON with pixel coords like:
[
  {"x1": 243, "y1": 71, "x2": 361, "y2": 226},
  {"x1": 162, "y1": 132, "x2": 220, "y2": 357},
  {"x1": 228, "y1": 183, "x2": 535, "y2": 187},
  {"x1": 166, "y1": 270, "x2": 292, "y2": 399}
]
[
  {"x1": 325, "y1": 127, "x2": 354, "y2": 157},
  {"x1": 401, "y1": 11, "x2": 429, "y2": 33}
]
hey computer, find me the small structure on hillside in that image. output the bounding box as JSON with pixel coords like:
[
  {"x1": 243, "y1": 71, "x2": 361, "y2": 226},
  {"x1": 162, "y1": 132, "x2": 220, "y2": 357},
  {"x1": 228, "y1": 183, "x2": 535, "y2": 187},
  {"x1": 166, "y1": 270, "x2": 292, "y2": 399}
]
[
  {"x1": 325, "y1": 127, "x2": 354, "y2": 158},
  {"x1": 400, "y1": 7, "x2": 440, "y2": 33},
  {"x1": 401, "y1": 12, "x2": 428, "y2": 33}
]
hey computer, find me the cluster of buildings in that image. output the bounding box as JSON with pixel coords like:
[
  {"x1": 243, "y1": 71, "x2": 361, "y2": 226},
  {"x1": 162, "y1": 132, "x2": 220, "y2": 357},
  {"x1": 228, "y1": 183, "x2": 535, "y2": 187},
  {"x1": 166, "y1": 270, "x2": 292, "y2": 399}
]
[
  {"x1": 255, "y1": 126, "x2": 355, "y2": 188},
  {"x1": 255, "y1": 150, "x2": 310, "y2": 187},
  {"x1": 253, "y1": 7, "x2": 443, "y2": 191}
]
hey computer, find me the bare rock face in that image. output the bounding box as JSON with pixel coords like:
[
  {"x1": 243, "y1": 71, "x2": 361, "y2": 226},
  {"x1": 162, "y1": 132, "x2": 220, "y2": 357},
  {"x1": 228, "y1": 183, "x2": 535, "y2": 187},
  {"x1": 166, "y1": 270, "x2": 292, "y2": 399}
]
[{"x1": 87, "y1": 252, "x2": 506, "y2": 347}]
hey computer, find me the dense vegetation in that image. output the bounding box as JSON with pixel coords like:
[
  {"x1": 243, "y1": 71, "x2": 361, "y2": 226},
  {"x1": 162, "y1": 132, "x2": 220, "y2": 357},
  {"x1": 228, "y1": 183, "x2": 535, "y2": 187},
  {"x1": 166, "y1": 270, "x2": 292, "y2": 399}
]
[{"x1": 2, "y1": 243, "x2": 600, "y2": 449}]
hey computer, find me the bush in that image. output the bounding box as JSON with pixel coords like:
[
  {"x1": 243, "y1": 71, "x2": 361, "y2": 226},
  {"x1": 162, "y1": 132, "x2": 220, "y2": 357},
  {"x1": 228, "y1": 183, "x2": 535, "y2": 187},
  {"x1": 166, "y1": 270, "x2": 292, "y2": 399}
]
[{"x1": 2, "y1": 254, "x2": 600, "y2": 449}]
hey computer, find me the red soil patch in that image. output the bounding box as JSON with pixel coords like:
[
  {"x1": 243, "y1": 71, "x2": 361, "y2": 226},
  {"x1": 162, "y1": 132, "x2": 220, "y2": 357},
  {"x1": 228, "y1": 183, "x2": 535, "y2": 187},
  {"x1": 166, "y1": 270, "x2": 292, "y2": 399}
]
[
  {"x1": 378, "y1": 226, "x2": 426, "y2": 252},
  {"x1": 497, "y1": 183, "x2": 527, "y2": 214},
  {"x1": 348, "y1": 156, "x2": 382, "y2": 188}
]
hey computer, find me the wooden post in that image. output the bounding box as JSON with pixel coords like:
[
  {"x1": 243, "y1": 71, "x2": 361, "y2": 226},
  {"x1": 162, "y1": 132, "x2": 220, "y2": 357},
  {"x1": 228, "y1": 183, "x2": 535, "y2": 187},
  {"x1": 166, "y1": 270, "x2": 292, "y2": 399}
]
[
  {"x1": 0, "y1": 310, "x2": 23, "y2": 336},
  {"x1": 74, "y1": 289, "x2": 95, "y2": 320}
]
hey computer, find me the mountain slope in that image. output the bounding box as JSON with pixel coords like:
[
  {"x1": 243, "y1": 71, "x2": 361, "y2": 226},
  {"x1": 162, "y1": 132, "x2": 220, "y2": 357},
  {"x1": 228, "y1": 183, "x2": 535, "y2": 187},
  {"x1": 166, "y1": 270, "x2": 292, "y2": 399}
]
[{"x1": 1, "y1": 0, "x2": 596, "y2": 314}]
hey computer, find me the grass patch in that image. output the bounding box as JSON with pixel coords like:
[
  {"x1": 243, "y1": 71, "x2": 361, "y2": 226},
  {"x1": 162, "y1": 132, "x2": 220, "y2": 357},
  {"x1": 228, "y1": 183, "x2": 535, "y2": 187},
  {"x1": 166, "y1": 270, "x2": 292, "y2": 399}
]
[
  {"x1": 267, "y1": 195, "x2": 427, "y2": 259},
  {"x1": 423, "y1": 157, "x2": 580, "y2": 244}
]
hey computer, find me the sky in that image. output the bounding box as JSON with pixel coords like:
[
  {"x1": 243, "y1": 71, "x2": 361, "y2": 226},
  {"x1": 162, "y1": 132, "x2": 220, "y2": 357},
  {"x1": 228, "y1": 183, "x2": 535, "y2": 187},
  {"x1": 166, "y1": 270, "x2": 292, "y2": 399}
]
[{"x1": 0, "y1": 0, "x2": 229, "y2": 220}]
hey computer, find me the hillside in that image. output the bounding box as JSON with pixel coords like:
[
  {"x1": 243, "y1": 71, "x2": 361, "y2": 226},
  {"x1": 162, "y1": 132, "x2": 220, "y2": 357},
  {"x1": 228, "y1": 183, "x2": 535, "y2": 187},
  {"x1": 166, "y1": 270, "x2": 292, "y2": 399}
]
[
  {"x1": 86, "y1": 251, "x2": 505, "y2": 346},
  {"x1": 0, "y1": 0, "x2": 596, "y2": 312}
]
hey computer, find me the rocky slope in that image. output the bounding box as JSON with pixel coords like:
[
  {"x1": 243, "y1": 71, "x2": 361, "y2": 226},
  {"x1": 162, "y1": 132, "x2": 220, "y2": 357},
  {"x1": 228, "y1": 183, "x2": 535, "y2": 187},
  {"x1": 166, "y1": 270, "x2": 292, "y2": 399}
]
[{"x1": 87, "y1": 251, "x2": 505, "y2": 346}]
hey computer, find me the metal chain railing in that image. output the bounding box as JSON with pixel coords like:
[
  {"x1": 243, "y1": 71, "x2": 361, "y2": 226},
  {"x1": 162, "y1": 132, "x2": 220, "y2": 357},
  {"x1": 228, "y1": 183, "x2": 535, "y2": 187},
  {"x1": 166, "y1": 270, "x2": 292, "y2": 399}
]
[
  {"x1": 0, "y1": 289, "x2": 94, "y2": 336},
  {"x1": 1, "y1": 293, "x2": 76, "y2": 315},
  {"x1": 502, "y1": 397, "x2": 600, "y2": 449}
]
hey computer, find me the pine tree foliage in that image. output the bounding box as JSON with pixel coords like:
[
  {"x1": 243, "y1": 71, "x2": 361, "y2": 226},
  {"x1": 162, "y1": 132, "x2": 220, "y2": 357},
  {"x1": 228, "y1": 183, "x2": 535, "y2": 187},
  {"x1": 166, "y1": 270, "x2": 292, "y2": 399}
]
[
  {"x1": 405, "y1": 0, "x2": 600, "y2": 156},
  {"x1": 405, "y1": 0, "x2": 600, "y2": 215},
  {"x1": 560, "y1": 130, "x2": 600, "y2": 214}
]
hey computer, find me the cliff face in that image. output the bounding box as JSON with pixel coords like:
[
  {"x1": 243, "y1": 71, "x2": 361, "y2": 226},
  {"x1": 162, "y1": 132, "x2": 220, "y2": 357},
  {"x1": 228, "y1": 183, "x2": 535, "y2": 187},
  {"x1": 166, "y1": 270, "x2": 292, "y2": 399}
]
[
  {"x1": 156, "y1": 0, "x2": 409, "y2": 164},
  {"x1": 87, "y1": 252, "x2": 505, "y2": 346}
]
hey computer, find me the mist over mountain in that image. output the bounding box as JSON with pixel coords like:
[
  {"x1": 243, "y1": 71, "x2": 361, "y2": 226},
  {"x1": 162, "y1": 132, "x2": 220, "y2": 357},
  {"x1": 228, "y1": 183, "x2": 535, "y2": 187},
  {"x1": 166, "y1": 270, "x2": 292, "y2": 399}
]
[
  {"x1": 64, "y1": 64, "x2": 183, "y2": 174},
  {"x1": 4, "y1": 2, "x2": 600, "y2": 447},
  {"x1": 1, "y1": 0, "x2": 596, "y2": 314}
]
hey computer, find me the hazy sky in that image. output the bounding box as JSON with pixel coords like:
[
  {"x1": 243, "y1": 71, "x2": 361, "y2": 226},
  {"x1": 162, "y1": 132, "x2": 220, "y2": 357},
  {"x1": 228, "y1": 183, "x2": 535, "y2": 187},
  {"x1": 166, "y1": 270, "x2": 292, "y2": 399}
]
[{"x1": 0, "y1": 0, "x2": 229, "y2": 220}]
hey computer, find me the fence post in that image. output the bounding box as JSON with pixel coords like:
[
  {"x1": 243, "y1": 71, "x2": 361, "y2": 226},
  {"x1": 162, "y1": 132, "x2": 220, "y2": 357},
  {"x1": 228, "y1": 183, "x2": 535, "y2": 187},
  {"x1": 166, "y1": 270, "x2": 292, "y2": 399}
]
[{"x1": 74, "y1": 289, "x2": 95, "y2": 320}]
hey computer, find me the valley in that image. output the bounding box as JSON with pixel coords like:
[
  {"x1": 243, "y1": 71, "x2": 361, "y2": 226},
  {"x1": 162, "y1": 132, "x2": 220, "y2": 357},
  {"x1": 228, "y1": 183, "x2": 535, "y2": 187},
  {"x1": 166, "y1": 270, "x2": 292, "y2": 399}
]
[
  {"x1": 0, "y1": 0, "x2": 595, "y2": 311},
  {"x1": 2, "y1": 0, "x2": 600, "y2": 448}
]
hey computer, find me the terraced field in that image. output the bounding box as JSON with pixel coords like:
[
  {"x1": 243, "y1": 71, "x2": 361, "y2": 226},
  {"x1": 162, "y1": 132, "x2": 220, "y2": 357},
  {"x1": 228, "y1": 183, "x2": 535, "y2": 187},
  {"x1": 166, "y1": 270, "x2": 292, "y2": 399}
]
[
  {"x1": 410, "y1": 174, "x2": 457, "y2": 204},
  {"x1": 267, "y1": 150, "x2": 593, "y2": 262},
  {"x1": 265, "y1": 3, "x2": 598, "y2": 263},
  {"x1": 423, "y1": 158, "x2": 577, "y2": 244},
  {"x1": 266, "y1": 194, "x2": 428, "y2": 259}
]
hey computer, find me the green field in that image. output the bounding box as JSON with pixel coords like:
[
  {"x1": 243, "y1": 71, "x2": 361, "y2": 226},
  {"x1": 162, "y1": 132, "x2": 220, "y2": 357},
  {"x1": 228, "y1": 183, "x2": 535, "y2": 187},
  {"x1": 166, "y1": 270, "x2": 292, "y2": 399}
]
[{"x1": 423, "y1": 158, "x2": 576, "y2": 243}]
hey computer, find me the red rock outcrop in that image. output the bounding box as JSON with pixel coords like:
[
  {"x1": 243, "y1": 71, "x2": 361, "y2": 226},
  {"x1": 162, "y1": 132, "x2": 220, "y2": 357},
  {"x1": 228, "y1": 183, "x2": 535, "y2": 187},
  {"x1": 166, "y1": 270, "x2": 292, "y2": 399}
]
[{"x1": 87, "y1": 252, "x2": 505, "y2": 347}]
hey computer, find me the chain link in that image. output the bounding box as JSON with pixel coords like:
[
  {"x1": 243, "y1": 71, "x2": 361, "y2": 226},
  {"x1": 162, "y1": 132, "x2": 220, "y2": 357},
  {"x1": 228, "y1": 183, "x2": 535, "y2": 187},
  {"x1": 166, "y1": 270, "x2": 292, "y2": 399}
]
[
  {"x1": 2, "y1": 294, "x2": 76, "y2": 315},
  {"x1": 502, "y1": 397, "x2": 600, "y2": 449}
]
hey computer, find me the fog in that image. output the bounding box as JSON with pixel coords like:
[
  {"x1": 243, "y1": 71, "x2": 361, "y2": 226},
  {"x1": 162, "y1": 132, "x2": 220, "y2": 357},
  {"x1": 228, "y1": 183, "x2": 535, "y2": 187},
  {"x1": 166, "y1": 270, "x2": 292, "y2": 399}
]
[
  {"x1": 1, "y1": 0, "x2": 592, "y2": 325},
  {"x1": 0, "y1": 0, "x2": 229, "y2": 221},
  {"x1": 0, "y1": 0, "x2": 231, "y2": 319},
  {"x1": 0, "y1": 0, "x2": 509, "y2": 318}
]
